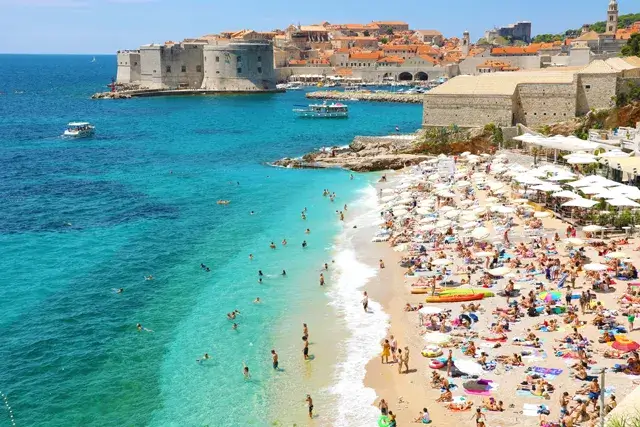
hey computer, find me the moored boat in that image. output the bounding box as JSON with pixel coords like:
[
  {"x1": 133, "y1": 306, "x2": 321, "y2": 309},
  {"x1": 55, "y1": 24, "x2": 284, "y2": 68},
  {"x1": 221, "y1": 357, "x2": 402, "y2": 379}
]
[
  {"x1": 63, "y1": 122, "x2": 95, "y2": 138},
  {"x1": 425, "y1": 293, "x2": 484, "y2": 303},
  {"x1": 293, "y1": 102, "x2": 348, "y2": 118}
]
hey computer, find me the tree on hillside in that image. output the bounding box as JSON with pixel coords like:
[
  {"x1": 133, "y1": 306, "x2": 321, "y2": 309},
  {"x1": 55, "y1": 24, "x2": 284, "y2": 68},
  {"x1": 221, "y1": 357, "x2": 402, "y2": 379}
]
[
  {"x1": 386, "y1": 28, "x2": 394, "y2": 35},
  {"x1": 380, "y1": 37, "x2": 389, "y2": 44},
  {"x1": 621, "y1": 33, "x2": 640, "y2": 57},
  {"x1": 492, "y1": 36, "x2": 509, "y2": 46},
  {"x1": 590, "y1": 13, "x2": 640, "y2": 33},
  {"x1": 532, "y1": 33, "x2": 561, "y2": 43},
  {"x1": 363, "y1": 30, "x2": 370, "y2": 37}
]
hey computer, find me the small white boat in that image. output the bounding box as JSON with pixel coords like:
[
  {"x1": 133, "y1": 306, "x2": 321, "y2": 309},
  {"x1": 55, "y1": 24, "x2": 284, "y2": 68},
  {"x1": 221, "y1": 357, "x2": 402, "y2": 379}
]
[
  {"x1": 91, "y1": 57, "x2": 97, "y2": 63},
  {"x1": 63, "y1": 122, "x2": 95, "y2": 138},
  {"x1": 293, "y1": 102, "x2": 348, "y2": 118}
]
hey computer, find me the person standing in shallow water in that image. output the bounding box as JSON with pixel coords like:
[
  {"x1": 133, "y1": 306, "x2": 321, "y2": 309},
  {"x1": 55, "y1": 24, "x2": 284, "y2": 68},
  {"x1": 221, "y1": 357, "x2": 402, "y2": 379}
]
[
  {"x1": 306, "y1": 395, "x2": 313, "y2": 418},
  {"x1": 271, "y1": 349, "x2": 279, "y2": 370},
  {"x1": 319, "y1": 273, "x2": 325, "y2": 286},
  {"x1": 362, "y1": 291, "x2": 369, "y2": 312},
  {"x1": 303, "y1": 336, "x2": 309, "y2": 360}
]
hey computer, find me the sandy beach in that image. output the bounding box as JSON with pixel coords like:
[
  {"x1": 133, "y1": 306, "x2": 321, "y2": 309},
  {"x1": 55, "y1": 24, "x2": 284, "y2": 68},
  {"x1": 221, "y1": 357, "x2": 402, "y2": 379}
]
[{"x1": 360, "y1": 153, "x2": 640, "y2": 427}]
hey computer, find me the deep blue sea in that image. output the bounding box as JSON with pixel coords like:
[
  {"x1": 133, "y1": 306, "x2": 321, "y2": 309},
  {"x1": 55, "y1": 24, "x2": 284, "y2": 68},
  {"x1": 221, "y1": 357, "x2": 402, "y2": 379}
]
[{"x1": 0, "y1": 54, "x2": 422, "y2": 426}]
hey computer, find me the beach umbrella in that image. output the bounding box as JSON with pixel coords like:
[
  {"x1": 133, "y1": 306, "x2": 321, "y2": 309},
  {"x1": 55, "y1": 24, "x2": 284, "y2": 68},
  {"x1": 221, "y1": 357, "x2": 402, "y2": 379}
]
[
  {"x1": 381, "y1": 188, "x2": 395, "y2": 195},
  {"x1": 424, "y1": 332, "x2": 451, "y2": 344},
  {"x1": 565, "y1": 238, "x2": 585, "y2": 246},
  {"x1": 435, "y1": 220, "x2": 452, "y2": 229},
  {"x1": 416, "y1": 207, "x2": 432, "y2": 215},
  {"x1": 420, "y1": 224, "x2": 436, "y2": 232},
  {"x1": 488, "y1": 266, "x2": 511, "y2": 276},
  {"x1": 562, "y1": 198, "x2": 598, "y2": 208},
  {"x1": 454, "y1": 359, "x2": 483, "y2": 376},
  {"x1": 581, "y1": 186, "x2": 609, "y2": 195},
  {"x1": 457, "y1": 181, "x2": 471, "y2": 188},
  {"x1": 381, "y1": 196, "x2": 395, "y2": 203},
  {"x1": 460, "y1": 213, "x2": 479, "y2": 222},
  {"x1": 444, "y1": 210, "x2": 461, "y2": 219},
  {"x1": 419, "y1": 306, "x2": 443, "y2": 315},
  {"x1": 488, "y1": 182, "x2": 504, "y2": 191},
  {"x1": 398, "y1": 198, "x2": 414, "y2": 205},
  {"x1": 428, "y1": 173, "x2": 440, "y2": 181},
  {"x1": 584, "y1": 225, "x2": 604, "y2": 232},
  {"x1": 539, "y1": 291, "x2": 562, "y2": 302},
  {"x1": 534, "y1": 211, "x2": 552, "y2": 218},
  {"x1": 584, "y1": 263, "x2": 608, "y2": 272},
  {"x1": 393, "y1": 209, "x2": 409, "y2": 216},
  {"x1": 432, "y1": 258, "x2": 453, "y2": 266},
  {"x1": 512, "y1": 198, "x2": 529, "y2": 204},
  {"x1": 552, "y1": 190, "x2": 579, "y2": 199},
  {"x1": 434, "y1": 183, "x2": 451, "y2": 191},
  {"x1": 606, "y1": 251, "x2": 628, "y2": 259},
  {"x1": 438, "y1": 191, "x2": 456, "y2": 198},
  {"x1": 566, "y1": 156, "x2": 597, "y2": 165},
  {"x1": 420, "y1": 216, "x2": 436, "y2": 223},
  {"x1": 609, "y1": 338, "x2": 640, "y2": 353},
  {"x1": 439, "y1": 206, "x2": 456, "y2": 212},
  {"x1": 532, "y1": 183, "x2": 563, "y2": 192},
  {"x1": 608, "y1": 197, "x2": 640, "y2": 208},
  {"x1": 471, "y1": 227, "x2": 490, "y2": 240},
  {"x1": 461, "y1": 221, "x2": 477, "y2": 229},
  {"x1": 497, "y1": 206, "x2": 515, "y2": 214},
  {"x1": 393, "y1": 244, "x2": 408, "y2": 252},
  {"x1": 475, "y1": 251, "x2": 495, "y2": 257},
  {"x1": 473, "y1": 207, "x2": 487, "y2": 215},
  {"x1": 485, "y1": 196, "x2": 499, "y2": 204}
]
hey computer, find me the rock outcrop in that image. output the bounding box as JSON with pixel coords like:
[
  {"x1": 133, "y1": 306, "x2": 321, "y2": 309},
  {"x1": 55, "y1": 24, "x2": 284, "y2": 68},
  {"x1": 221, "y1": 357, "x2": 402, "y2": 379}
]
[
  {"x1": 272, "y1": 134, "x2": 433, "y2": 172},
  {"x1": 91, "y1": 92, "x2": 132, "y2": 99}
]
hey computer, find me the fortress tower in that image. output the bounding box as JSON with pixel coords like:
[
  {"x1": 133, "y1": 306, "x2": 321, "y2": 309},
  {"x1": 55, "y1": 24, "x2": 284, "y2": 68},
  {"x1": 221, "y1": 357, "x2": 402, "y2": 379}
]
[{"x1": 607, "y1": 0, "x2": 619, "y2": 35}]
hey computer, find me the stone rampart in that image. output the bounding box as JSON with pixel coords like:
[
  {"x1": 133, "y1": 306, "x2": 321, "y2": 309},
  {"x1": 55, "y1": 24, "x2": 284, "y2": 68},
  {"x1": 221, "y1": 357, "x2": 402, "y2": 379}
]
[
  {"x1": 514, "y1": 82, "x2": 577, "y2": 126},
  {"x1": 422, "y1": 94, "x2": 514, "y2": 128},
  {"x1": 307, "y1": 91, "x2": 422, "y2": 103},
  {"x1": 202, "y1": 41, "x2": 276, "y2": 91}
]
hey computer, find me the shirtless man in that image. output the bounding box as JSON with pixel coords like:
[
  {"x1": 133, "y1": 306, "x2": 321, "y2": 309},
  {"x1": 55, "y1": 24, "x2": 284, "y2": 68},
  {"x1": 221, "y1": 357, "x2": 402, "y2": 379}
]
[
  {"x1": 319, "y1": 273, "x2": 325, "y2": 286},
  {"x1": 303, "y1": 323, "x2": 309, "y2": 340},
  {"x1": 303, "y1": 336, "x2": 309, "y2": 360},
  {"x1": 242, "y1": 362, "x2": 251, "y2": 379},
  {"x1": 271, "y1": 349, "x2": 279, "y2": 370},
  {"x1": 362, "y1": 291, "x2": 369, "y2": 312},
  {"x1": 306, "y1": 395, "x2": 313, "y2": 419}
]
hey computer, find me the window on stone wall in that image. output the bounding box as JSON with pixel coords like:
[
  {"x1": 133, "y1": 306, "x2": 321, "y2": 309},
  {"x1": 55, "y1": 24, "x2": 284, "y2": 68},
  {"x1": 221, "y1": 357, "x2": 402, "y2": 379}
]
[
  {"x1": 237, "y1": 67, "x2": 242, "y2": 74},
  {"x1": 258, "y1": 67, "x2": 262, "y2": 73},
  {"x1": 181, "y1": 65, "x2": 187, "y2": 72},
  {"x1": 258, "y1": 56, "x2": 262, "y2": 62},
  {"x1": 215, "y1": 56, "x2": 219, "y2": 62},
  {"x1": 237, "y1": 56, "x2": 242, "y2": 63},
  {"x1": 585, "y1": 85, "x2": 591, "y2": 90},
  {"x1": 166, "y1": 66, "x2": 171, "y2": 73},
  {"x1": 134, "y1": 62, "x2": 138, "y2": 66},
  {"x1": 196, "y1": 65, "x2": 202, "y2": 72}
]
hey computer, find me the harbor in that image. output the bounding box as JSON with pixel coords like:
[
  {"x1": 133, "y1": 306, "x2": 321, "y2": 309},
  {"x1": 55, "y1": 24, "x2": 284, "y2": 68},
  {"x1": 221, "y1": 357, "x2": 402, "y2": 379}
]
[{"x1": 307, "y1": 90, "x2": 423, "y2": 104}]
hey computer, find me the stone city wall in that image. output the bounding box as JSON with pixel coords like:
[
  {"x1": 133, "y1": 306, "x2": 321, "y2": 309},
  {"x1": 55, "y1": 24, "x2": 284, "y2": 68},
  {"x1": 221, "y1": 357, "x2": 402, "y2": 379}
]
[
  {"x1": 201, "y1": 41, "x2": 276, "y2": 91},
  {"x1": 422, "y1": 94, "x2": 514, "y2": 128},
  {"x1": 116, "y1": 51, "x2": 140, "y2": 84},
  {"x1": 514, "y1": 82, "x2": 577, "y2": 126},
  {"x1": 139, "y1": 45, "x2": 165, "y2": 89},
  {"x1": 575, "y1": 73, "x2": 618, "y2": 115},
  {"x1": 159, "y1": 44, "x2": 204, "y2": 89}
]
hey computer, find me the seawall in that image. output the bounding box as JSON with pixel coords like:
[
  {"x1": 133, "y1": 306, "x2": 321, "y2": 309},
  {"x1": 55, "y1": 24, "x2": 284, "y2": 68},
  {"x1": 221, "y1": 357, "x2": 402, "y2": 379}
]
[
  {"x1": 307, "y1": 91, "x2": 423, "y2": 104},
  {"x1": 92, "y1": 88, "x2": 285, "y2": 99}
]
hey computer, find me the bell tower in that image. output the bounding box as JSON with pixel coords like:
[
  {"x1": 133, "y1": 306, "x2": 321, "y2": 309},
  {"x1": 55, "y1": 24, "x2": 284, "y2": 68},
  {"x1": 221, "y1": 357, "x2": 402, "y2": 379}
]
[
  {"x1": 462, "y1": 30, "x2": 470, "y2": 57},
  {"x1": 607, "y1": 0, "x2": 619, "y2": 35}
]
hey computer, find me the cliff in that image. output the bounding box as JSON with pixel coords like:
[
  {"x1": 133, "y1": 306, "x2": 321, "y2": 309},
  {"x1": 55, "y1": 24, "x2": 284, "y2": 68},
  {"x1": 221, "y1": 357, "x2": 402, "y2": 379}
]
[{"x1": 272, "y1": 134, "x2": 433, "y2": 172}]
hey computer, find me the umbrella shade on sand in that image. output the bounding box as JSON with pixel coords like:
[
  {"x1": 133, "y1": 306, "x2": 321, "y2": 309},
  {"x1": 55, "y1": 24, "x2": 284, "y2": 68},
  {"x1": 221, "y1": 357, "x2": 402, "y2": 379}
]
[
  {"x1": 454, "y1": 359, "x2": 483, "y2": 376},
  {"x1": 562, "y1": 198, "x2": 598, "y2": 208},
  {"x1": 435, "y1": 220, "x2": 452, "y2": 229},
  {"x1": 584, "y1": 263, "x2": 608, "y2": 272}
]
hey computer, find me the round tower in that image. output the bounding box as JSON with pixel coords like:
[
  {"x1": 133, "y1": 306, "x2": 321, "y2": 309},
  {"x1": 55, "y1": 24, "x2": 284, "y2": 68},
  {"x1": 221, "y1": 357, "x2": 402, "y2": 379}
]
[{"x1": 607, "y1": 0, "x2": 619, "y2": 35}]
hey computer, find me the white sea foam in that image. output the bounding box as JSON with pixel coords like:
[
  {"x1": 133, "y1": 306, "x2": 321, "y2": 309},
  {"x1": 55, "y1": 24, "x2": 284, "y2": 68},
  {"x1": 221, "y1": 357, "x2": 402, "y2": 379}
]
[{"x1": 325, "y1": 183, "x2": 390, "y2": 426}]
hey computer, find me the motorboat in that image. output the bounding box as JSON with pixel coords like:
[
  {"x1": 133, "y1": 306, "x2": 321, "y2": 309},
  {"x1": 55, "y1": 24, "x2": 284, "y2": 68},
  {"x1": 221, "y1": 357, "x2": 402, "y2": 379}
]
[
  {"x1": 293, "y1": 102, "x2": 348, "y2": 118},
  {"x1": 63, "y1": 122, "x2": 95, "y2": 138}
]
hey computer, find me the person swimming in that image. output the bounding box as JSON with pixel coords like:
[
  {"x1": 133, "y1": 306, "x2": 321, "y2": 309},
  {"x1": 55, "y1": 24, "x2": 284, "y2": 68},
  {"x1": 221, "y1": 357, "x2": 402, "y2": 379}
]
[
  {"x1": 250, "y1": 211, "x2": 255, "y2": 215},
  {"x1": 197, "y1": 353, "x2": 210, "y2": 363},
  {"x1": 324, "y1": 263, "x2": 329, "y2": 270},
  {"x1": 249, "y1": 254, "x2": 254, "y2": 260},
  {"x1": 136, "y1": 323, "x2": 153, "y2": 332},
  {"x1": 243, "y1": 362, "x2": 251, "y2": 379},
  {"x1": 282, "y1": 239, "x2": 287, "y2": 246},
  {"x1": 305, "y1": 228, "x2": 310, "y2": 234},
  {"x1": 232, "y1": 323, "x2": 238, "y2": 330},
  {"x1": 282, "y1": 270, "x2": 287, "y2": 276},
  {"x1": 144, "y1": 275, "x2": 153, "y2": 281},
  {"x1": 254, "y1": 297, "x2": 261, "y2": 303},
  {"x1": 116, "y1": 288, "x2": 124, "y2": 294},
  {"x1": 259, "y1": 270, "x2": 264, "y2": 276},
  {"x1": 302, "y1": 240, "x2": 307, "y2": 248},
  {"x1": 270, "y1": 242, "x2": 276, "y2": 249},
  {"x1": 259, "y1": 277, "x2": 263, "y2": 284}
]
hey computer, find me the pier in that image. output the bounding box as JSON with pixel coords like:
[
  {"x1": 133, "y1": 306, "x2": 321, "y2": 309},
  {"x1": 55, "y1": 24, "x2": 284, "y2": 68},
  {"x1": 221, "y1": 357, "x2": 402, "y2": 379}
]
[
  {"x1": 92, "y1": 88, "x2": 285, "y2": 99},
  {"x1": 306, "y1": 90, "x2": 423, "y2": 104}
]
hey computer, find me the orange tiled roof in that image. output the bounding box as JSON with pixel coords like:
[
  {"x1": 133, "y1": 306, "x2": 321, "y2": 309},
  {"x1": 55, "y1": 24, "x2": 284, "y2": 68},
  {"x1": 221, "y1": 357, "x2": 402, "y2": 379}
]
[
  {"x1": 373, "y1": 21, "x2": 408, "y2": 25},
  {"x1": 335, "y1": 48, "x2": 350, "y2": 53},
  {"x1": 382, "y1": 44, "x2": 419, "y2": 51},
  {"x1": 491, "y1": 45, "x2": 541, "y2": 55},
  {"x1": 289, "y1": 59, "x2": 307, "y2": 65},
  {"x1": 377, "y1": 56, "x2": 405, "y2": 63},
  {"x1": 335, "y1": 67, "x2": 353, "y2": 76},
  {"x1": 616, "y1": 28, "x2": 639, "y2": 40},
  {"x1": 417, "y1": 45, "x2": 439, "y2": 55},
  {"x1": 418, "y1": 55, "x2": 437, "y2": 64},
  {"x1": 350, "y1": 51, "x2": 383, "y2": 60},
  {"x1": 468, "y1": 47, "x2": 486, "y2": 57}
]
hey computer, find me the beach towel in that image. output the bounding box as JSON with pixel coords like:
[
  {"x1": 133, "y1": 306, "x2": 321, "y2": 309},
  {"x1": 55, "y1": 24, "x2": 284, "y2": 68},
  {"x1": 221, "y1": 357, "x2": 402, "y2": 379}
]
[
  {"x1": 523, "y1": 403, "x2": 548, "y2": 416},
  {"x1": 531, "y1": 367, "x2": 563, "y2": 376},
  {"x1": 556, "y1": 273, "x2": 568, "y2": 289},
  {"x1": 517, "y1": 390, "x2": 546, "y2": 399}
]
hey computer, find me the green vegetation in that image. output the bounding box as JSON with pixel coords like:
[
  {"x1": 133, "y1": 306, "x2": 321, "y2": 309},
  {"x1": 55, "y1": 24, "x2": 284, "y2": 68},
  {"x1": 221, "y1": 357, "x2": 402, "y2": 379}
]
[
  {"x1": 386, "y1": 28, "x2": 394, "y2": 35},
  {"x1": 592, "y1": 13, "x2": 640, "y2": 33},
  {"x1": 615, "y1": 81, "x2": 640, "y2": 107},
  {"x1": 622, "y1": 33, "x2": 640, "y2": 57},
  {"x1": 415, "y1": 125, "x2": 469, "y2": 155},
  {"x1": 532, "y1": 34, "x2": 564, "y2": 43},
  {"x1": 363, "y1": 30, "x2": 370, "y2": 37},
  {"x1": 484, "y1": 123, "x2": 503, "y2": 145},
  {"x1": 380, "y1": 37, "x2": 389, "y2": 44}
]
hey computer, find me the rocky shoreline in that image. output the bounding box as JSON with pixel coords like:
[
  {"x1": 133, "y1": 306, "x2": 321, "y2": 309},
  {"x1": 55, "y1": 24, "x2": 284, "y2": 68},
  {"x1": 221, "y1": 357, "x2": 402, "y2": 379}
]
[
  {"x1": 272, "y1": 134, "x2": 433, "y2": 172},
  {"x1": 307, "y1": 91, "x2": 423, "y2": 104}
]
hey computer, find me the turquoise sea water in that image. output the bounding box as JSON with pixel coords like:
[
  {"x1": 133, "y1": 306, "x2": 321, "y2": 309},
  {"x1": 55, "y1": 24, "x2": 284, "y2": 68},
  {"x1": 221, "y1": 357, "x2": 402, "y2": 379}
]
[{"x1": 0, "y1": 54, "x2": 422, "y2": 426}]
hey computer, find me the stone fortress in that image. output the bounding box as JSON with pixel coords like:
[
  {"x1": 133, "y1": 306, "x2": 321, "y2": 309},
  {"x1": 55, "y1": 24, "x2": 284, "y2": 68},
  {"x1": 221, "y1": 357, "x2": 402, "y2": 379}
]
[
  {"x1": 422, "y1": 0, "x2": 640, "y2": 129},
  {"x1": 116, "y1": 32, "x2": 277, "y2": 92}
]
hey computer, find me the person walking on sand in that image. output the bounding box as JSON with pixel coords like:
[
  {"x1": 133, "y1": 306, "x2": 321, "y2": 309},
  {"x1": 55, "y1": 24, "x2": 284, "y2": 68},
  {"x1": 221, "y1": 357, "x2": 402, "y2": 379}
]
[
  {"x1": 397, "y1": 348, "x2": 403, "y2": 371},
  {"x1": 379, "y1": 398, "x2": 389, "y2": 415},
  {"x1": 271, "y1": 349, "x2": 279, "y2": 370},
  {"x1": 400, "y1": 346, "x2": 410, "y2": 374},
  {"x1": 306, "y1": 395, "x2": 313, "y2": 419},
  {"x1": 472, "y1": 407, "x2": 486, "y2": 427},
  {"x1": 362, "y1": 291, "x2": 369, "y2": 312},
  {"x1": 379, "y1": 259, "x2": 385, "y2": 269},
  {"x1": 446, "y1": 349, "x2": 453, "y2": 377},
  {"x1": 629, "y1": 310, "x2": 636, "y2": 331},
  {"x1": 381, "y1": 339, "x2": 391, "y2": 364},
  {"x1": 390, "y1": 335, "x2": 398, "y2": 363},
  {"x1": 303, "y1": 323, "x2": 309, "y2": 340}
]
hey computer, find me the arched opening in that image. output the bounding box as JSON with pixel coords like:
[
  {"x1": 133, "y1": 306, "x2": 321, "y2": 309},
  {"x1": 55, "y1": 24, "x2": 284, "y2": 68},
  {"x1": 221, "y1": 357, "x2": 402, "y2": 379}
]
[
  {"x1": 414, "y1": 71, "x2": 429, "y2": 81},
  {"x1": 398, "y1": 72, "x2": 413, "y2": 81}
]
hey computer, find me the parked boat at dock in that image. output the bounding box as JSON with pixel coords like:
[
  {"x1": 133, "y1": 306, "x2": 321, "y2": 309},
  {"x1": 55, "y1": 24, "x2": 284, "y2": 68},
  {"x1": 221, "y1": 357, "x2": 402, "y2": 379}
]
[{"x1": 293, "y1": 102, "x2": 348, "y2": 118}]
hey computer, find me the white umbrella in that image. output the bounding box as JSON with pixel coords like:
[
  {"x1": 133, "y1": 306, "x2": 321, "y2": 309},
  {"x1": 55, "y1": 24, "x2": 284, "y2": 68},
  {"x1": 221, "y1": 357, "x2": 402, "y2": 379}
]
[
  {"x1": 552, "y1": 190, "x2": 579, "y2": 199},
  {"x1": 534, "y1": 211, "x2": 552, "y2": 218},
  {"x1": 598, "y1": 150, "x2": 630, "y2": 159},
  {"x1": 454, "y1": 359, "x2": 483, "y2": 376},
  {"x1": 608, "y1": 197, "x2": 640, "y2": 208},
  {"x1": 432, "y1": 258, "x2": 453, "y2": 266},
  {"x1": 419, "y1": 306, "x2": 443, "y2": 315},
  {"x1": 485, "y1": 196, "x2": 499, "y2": 204},
  {"x1": 435, "y1": 219, "x2": 453, "y2": 229},
  {"x1": 566, "y1": 156, "x2": 597, "y2": 165},
  {"x1": 393, "y1": 208, "x2": 409, "y2": 216},
  {"x1": 424, "y1": 332, "x2": 452, "y2": 344},
  {"x1": 497, "y1": 206, "x2": 515, "y2": 214},
  {"x1": 420, "y1": 224, "x2": 436, "y2": 232},
  {"x1": 581, "y1": 186, "x2": 609, "y2": 195},
  {"x1": 606, "y1": 251, "x2": 628, "y2": 259},
  {"x1": 393, "y1": 244, "x2": 408, "y2": 252},
  {"x1": 439, "y1": 206, "x2": 456, "y2": 212},
  {"x1": 512, "y1": 198, "x2": 529, "y2": 204},
  {"x1": 562, "y1": 198, "x2": 598, "y2": 208},
  {"x1": 475, "y1": 251, "x2": 495, "y2": 257},
  {"x1": 471, "y1": 227, "x2": 490, "y2": 240},
  {"x1": 428, "y1": 173, "x2": 440, "y2": 181},
  {"x1": 460, "y1": 213, "x2": 479, "y2": 222},
  {"x1": 381, "y1": 188, "x2": 395, "y2": 195},
  {"x1": 488, "y1": 182, "x2": 504, "y2": 191},
  {"x1": 420, "y1": 216, "x2": 436, "y2": 223},
  {"x1": 583, "y1": 225, "x2": 604, "y2": 232},
  {"x1": 457, "y1": 181, "x2": 471, "y2": 188},
  {"x1": 438, "y1": 191, "x2": 456, "y2": 198},
  {"x1": 584, "y1": 263, "x2": 608, "y2": 272},
  {"x1": 564, "y1": 238, "x2": 585, "y2": 246},
  {"x1": 461, "y1": 221, "x2": 477, "y2": 229},
  {"x1": 488, "y1": 266, "x2": 511, "y2": 276},
  {"x1": 532, "y1": 183, "x2": 563, "y2": 192},
  {"x1": 397, "y1": 197, "x2": 413, "y2": 205},
  {"x1": 381, "y1": 196, "x2": 395, "y2": 203},
  {"x1": 473, "y1": 207, "x2": 487, "y2": 215},
  {"x1": 444, "y1": 210, "x2": 461, "y2": 219},
  {"x1": 416, "y1": 207, "x2": 432, "y2": 215}
]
